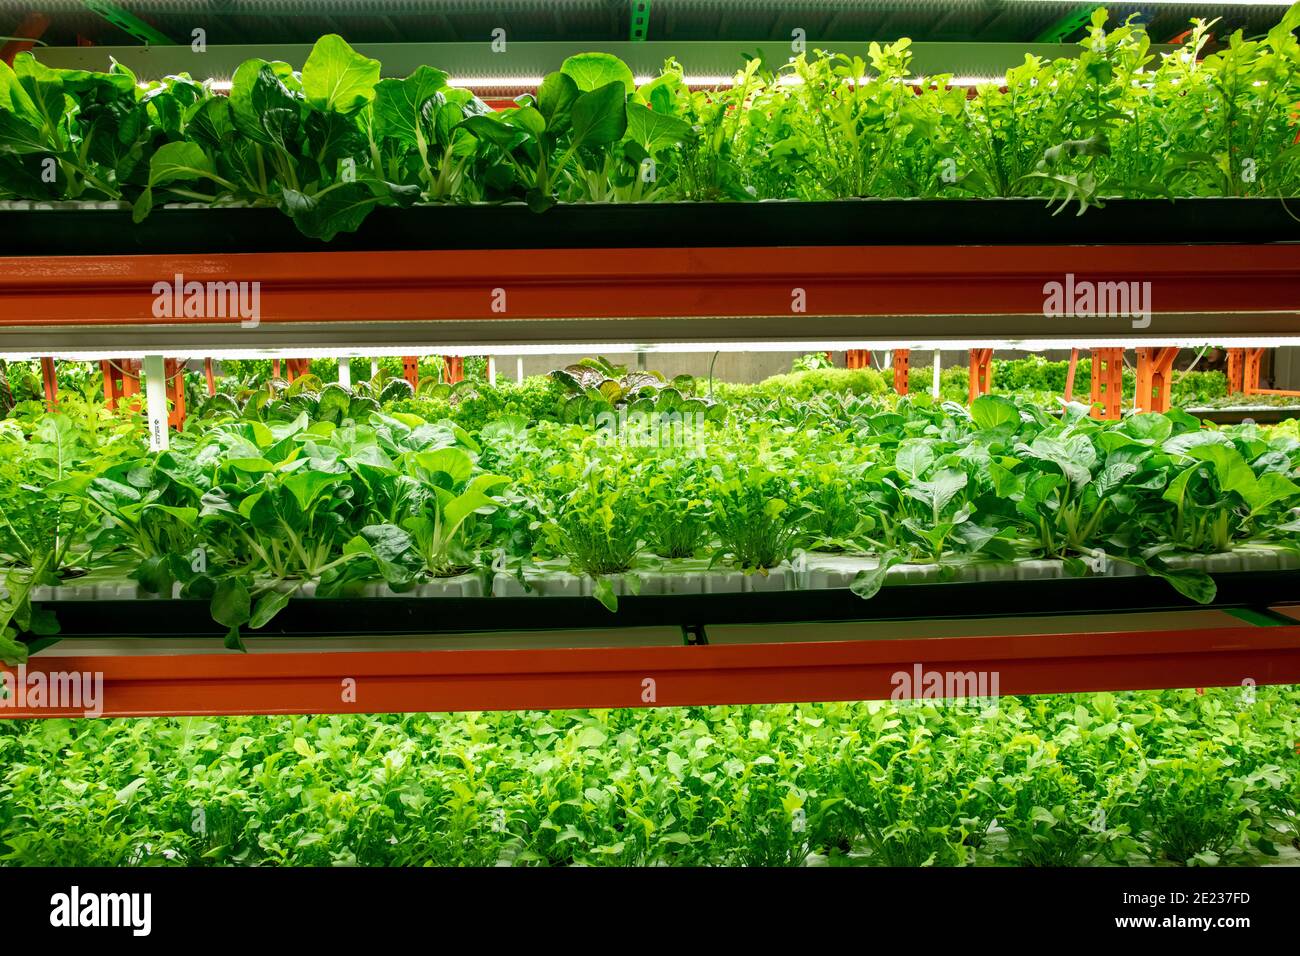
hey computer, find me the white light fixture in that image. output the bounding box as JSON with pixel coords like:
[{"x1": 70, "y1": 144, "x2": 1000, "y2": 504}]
[
  {"x1": 194, "y1": 73, "x2": 1005, "y2": 94},
  {"x1": 7, "y1": 336, "x2": 1298, "y2": 363}
]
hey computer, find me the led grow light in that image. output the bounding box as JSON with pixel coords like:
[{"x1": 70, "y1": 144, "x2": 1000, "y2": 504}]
[
  {"x1": 7, "y1": 336, "x2": 1298, "y2": 364},
  {"x1": 198, "y1": 73, "x2": 1008, "y2": 94}
]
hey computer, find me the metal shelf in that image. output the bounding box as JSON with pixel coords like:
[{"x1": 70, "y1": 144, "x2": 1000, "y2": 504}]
[
  {"x1": 9, "y1": 575, "x2": 1298, "y2": 717},
  {"x1": 3, "y1": 239, "x2": 1296, "y2": 355},
  {"x1": 12, "y1": 611, "x2": 1300, "y2": 717}
]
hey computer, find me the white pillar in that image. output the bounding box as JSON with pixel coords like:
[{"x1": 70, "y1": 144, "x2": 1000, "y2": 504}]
[
  {"x1": 931, "y1": 350, "x2": 941, "y2": 399},
  {"x1": 487, "y1": 356, "x2": 497, "y2": 386},
  {"x1": 143, "y1": 354, "x2": 169, "y2": 451},
  {"x1": 337, "y1": 357, "x2": 351, "y2": 388},
  {"x1": 516, "y1": 357, "x2": 524, "y2": 384},
  {"x1": 370, "y1": 359, "x2": 379, "y2": 379}
]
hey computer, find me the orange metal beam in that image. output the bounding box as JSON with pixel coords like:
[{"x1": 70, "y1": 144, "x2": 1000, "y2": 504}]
[
  {"x1": 204, "y1": 357, "x2": 216, "y2": 396},
  {"x1": 8, "y1": 624, "x2": 1300, "y2": 718},
  {"x1": 403, "y1": 356, "x2": 420, "y2": 388},
  {"x1": 845, "y1": 348, "x2": 869, "y2": 370},
  {"x1": 1064, "y1": 348, "x2": 1079, "y2": 403},
  {"x1": 442, "y1": 356, "x2": 463, "y2": 384},
  {"x1": 1090, "y1": 347, "x2": 1125, "y2": 419},
  {"x1": 120, "y1": 358, "x2": 140, "y2": 403},
  {"x1": 164, "y1": 357, "x2": 186, "y2": 429},
  {"x1": 892, "y1": 348, "x2": 909, "y2": 395},
  {"x1": 1227, "y1": 347, "x2": 1245, "y2": 394},
  {"x1": 0, "y1": 13, "x2": 49, "y2": 66},
  {"x1": 2, "y1": 246, "x2": 1297, "y2": 326},
  {"x1": 39, "y1": 356, "x2": 56, "y2": 410},
  {"x1": 968, "y1": 348, "x2": 992, "y2": 403},
  {"x1": 1242, "y1": 346, "x2": 1300, "y2": 398},
  {"x1": 1135, "y1": 346, "x2": 1178, "y2": 413}
]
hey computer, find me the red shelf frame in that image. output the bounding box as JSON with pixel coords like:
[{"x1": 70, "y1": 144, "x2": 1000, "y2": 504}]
[
  {"x1": 9, "y1": 623, "x2": 1300, "y2": 718},
  {"x1": 1, "y1": 245, "x2": 1297, "y2": 328},
  {"x1": 4, "y1": 241, "x2": 1299, "y2": 714}
]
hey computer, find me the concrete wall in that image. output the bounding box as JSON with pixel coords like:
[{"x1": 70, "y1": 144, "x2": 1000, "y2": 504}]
[
  {"x1": 1276, "y1": 348, "x2": 1300, "y2": 389},
  {"x1": 489, "y1": 349, "x2": 976, "y2": 385}
]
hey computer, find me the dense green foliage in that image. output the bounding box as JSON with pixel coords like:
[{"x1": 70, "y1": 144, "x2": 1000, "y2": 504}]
[
  {"x1": 715, "y1": 367, "x2": 890, "y2": 403},
  {"x1": 2, "y1": 685, "x2": 1298, "y2": 866},
  {"x1": 3, "y1": 370, "x2": 1300, "y2": 660},
  {"x1": 3, "y1": 8, "x2": 1298, "y2": 236},
  {"x1": 716, "y1": 357, "x2": 1233, "y2": 409}
]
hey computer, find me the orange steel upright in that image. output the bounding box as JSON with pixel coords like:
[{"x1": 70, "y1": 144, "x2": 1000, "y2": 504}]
[
  {"x1": 39, "y1": 357, "x2": 57, "y2": 409},
  {"x1": 99, "y1": 359, "x2": 142, "y2": 412},
  {"x1": 845, "y1": 349, "x2": 870, "y2": 369},
  {"x1": 1226, "y1": 347, "x2": 1245, "y2": 394},
  {"x1": 1245, "y1": 347, "x2": 1264, "y2": 395},
  {"x1": 402, "y1": 356, "x2": 420, "y2": 388},
  {"x1": 1064, "y1": 348, "x2": 1080, "y2": 403},
  {"x1": 164, "y1": 358, "x2": 187, "y2": 429},
  {"x1": 101, "y1": 359, "x2": 123, "y2": 408},
  {"x1": 968, "y1": 348, "x2": 992, "y2": 402},
  {"x1": 121, "y1": 359, "x2": 141, "y2": 406},
  {"x1": 1239, "y1": 347, "x2": 1300, "y2": 397},
  {"x1": 0, "y1": 13, "x2": 49, "y2": 65},
  {"x1": 443, "y1": 356, "x2": 464, "y2": 384},
  {"x1": 285, "y1": 358, "x2": 312, "y2": 381},
  {"x1": 1135, "y1": 346, "x2": 1178, "y2": 413},
  {"x1": 204, "y1": 358, "x2": 217, "y2": 396},
  {"x1": 1090, "y1": 347, "x2": 1125, "y2": 419},
  {"x1": 891, "y1": 349, "x2": 910, "y2": 395}
]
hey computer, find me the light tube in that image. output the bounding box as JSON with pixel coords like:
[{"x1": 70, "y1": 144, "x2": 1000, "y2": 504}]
[{"x1": 6, "y1": 336, "x2": 1298, "y2": 364}]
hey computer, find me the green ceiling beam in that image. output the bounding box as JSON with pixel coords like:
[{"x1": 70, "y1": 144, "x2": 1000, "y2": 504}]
[
  {"x1": 83, "y1": 0, "x2": 176, "y2": 46},
  {"x1": 1035, "y1": 5, "x2": 1100, "y2": 44},
  {"x1": 630, "y1": 0, "x2": 652, "y2": 42}
]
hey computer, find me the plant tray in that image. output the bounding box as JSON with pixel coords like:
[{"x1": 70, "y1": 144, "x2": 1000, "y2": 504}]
[
  {"x1": 2, "y1": 197, "x2": 1297, "y2": 257},
  {"x1": 16, "y1": 552, "x2": 1300, "y2": 642}
]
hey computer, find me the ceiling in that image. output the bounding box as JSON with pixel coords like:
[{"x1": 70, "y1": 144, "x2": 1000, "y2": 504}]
[{"x1": 4, "y1": 0, "x2": 1293, "y2": 48}]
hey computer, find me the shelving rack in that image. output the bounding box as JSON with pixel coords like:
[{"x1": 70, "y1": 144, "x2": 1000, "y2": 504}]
[{"x1": 3, "y1": 1, "x2": 1299, "y2": 717}]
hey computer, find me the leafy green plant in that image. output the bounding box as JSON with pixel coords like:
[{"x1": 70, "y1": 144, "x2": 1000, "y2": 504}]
[
  {"x1": 1138, "y1": 753, "x2": 1260, "y2": 864},
  {"x1": 708, "y1": 467, "x2": 808, "y2": 570},
  {"x1": 5, "y1": 9, "x2": 1299, "y2": 236},
  {"x1": 1, "y1": 686, "x2": 1297, "y2": 866}
]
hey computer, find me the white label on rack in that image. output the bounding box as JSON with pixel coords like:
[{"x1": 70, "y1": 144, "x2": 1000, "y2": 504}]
[{"x1": 143, "y1": 354, "x2": 169, "y2": 452}]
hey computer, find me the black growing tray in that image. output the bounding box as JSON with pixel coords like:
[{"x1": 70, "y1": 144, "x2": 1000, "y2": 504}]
[
  {"x1": 27, "y1": 570, "x2": 1300, "y2": 641},
  {"x1": 3, "y1": 197, "x2": 1298, "y2": 257}
]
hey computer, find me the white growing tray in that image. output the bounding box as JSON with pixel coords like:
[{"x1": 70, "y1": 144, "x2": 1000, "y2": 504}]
[{"x1": 17, "y1": 547, "x2": 1298, "y2": 603}]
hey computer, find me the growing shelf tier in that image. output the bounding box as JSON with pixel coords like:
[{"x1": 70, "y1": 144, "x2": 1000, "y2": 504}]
[
  {"x1": 5, "y1": 3, "x2": 1300, "y2": 719},
  {"x1": 15, "y1": 606, "x2": 1300, "y2": 718},
  {"x1": 2, "y1": 200, "x2": 1297, "y2": 356},
  {"x1": 7, "y1": 564, "x2": 1298, "y2": 717}
]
